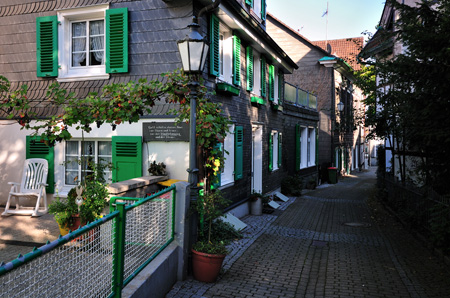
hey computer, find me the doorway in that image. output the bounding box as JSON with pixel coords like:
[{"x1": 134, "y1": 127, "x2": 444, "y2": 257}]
[{"x1": 251, "y1": 125, "x2": 263, "y2": 193}]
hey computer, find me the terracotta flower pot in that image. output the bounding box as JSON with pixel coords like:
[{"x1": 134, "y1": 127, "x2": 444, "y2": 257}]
[{"x1": 191, "y1": 249, "x2": 226, "y2": 283}]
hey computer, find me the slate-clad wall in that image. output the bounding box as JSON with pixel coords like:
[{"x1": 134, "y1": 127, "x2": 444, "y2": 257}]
[{"x1": 0, "y1": 0, "x2": 192, "y2": 104}]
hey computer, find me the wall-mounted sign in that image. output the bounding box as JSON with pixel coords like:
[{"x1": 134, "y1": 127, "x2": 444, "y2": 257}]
[{"x1": 143, "y1": 122, "x2": 189, "y2": 142}]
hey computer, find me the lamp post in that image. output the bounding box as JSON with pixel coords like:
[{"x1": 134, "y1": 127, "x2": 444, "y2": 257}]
[
  {"x1": 177, "y1": 18, "x2": 209, "y2": 247},
  {"x1": 337, "y1": 101, "x2": 344, "y2": 113}
]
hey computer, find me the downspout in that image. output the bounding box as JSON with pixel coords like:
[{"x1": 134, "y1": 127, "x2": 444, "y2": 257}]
[{"x1": 196, "y1": 0, "x2": 221, "y2": 23}]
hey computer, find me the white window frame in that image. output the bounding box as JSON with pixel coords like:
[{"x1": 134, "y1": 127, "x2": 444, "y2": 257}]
[
  {"x1": 218, "y1": 22, "x2": 233, "y2": 84},
  {"x1": 300, "y1": 127, "x2": 307, "y2": 169},
  {"x1": 254, "y1": 0, "x2": 262, "y2": 20},
  {"x1": 220, "y1": 125, "x2": 235, "y2": 187},
  {"x1": 57, "y1": 5, "x2": 110, "y2": 82},
  {"x1": 307, "y1": 128, "x2": 316, "y2": 167},
  {"x1": 252, "y1": 50, "x2": 261, "y2": 97},
  {"x1": 272, "y1": 130, "x2": 279, "y2": 171},
  {"x1": 63, "y1": 139, "x2": 112, "y2": 187}
]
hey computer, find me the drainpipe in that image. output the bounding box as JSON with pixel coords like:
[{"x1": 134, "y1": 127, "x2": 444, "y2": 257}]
[{"x1": 197, "y1": 0, "x2": 221, "y2": 23}]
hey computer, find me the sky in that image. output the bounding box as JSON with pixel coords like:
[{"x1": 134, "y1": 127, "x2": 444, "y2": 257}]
[{"x1": 266, "y1": 0, "x2": 386, "y2": 42}]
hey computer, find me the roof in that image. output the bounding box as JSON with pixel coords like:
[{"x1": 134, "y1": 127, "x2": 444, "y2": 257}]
[{"x1": 312, "y1": 37, "x2": 364, "y2": 70}]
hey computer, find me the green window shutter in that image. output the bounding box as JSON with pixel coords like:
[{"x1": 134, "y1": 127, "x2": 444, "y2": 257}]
[
  {"x1": 211, "y1": 142, "x2": 222, "y2": 190},
  {"x1": 245, "y1": 0, "x2": 253, "y2": 6},
  {"x1": 112, "y1": 136, "x2": 142, "y2": 183},
  {"x1": 261, "y1": 56, "x2": 266, "y2": 97},
  {"x1": 26, "y1": 136, "x2": 55, "y2": 193},
  {"x1": 269, "y1": 132, "x2": 273, "y2": 172},
  {"x1": 36, "y1": 16, "x2": 58, "y2": 77},
  {"x1": 210, "y1": 14, "x2": 220, "y2": 77},
  {"x1": 278, "y1": 132, "x2": 282, "y2": 168},
  {"x1": 232, "y1": 33, "x2": 241, "y2": 86},
  {"x1": 261, "y1": 0, "x2": 266, "y2": 20},
  {"x1": 234, "y1": 126, "x2": 244, "y2": 180},
  {"x1": 106, "y1": 7, "x2": 128, "y2": 74},
  {"x1": 295, "y1": 124, "x2": 301, "y2": 171},
  {"x1": 278, "y1": 71, "x2": 284, "y2": 104},
  {"x1": 268, "y1": 64, "x2": 275, "y2": 101},
  {"x1": 246, "y1": 46, "x2": 254, "y2": 91}
]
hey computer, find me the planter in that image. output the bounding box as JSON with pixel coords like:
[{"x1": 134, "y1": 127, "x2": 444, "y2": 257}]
[
  {"x1": 57, "y1": 215, "x2": 96, "y2": 242},
  {"x1": 191, "y1": 249, "x2": 226, "y2": 283},
  {"x1": 250, "y1": 198, "x2": 263, "y2": 215}
]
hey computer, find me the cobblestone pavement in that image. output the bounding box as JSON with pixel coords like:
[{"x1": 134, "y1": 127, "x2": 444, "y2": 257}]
[{"x1": 167, "y1": 168, "x2": 450, "y2": 298}]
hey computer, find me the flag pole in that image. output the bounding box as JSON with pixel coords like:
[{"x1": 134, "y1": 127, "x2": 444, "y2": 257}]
[{"x1": 326, "y1": 1, "x2": 329, "y2": 49}]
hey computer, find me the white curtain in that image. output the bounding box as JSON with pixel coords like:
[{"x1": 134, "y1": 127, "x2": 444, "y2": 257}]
[
  {"x1": 89, "y1": 20, "x2": 105, "y2": 65},
  {"x1": 72, "y1": 22, "x2": 86, "y2": 66}
]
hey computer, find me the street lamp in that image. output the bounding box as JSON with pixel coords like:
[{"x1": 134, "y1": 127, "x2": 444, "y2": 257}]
[
  {"x1": 177, "y1": 18, "x2": 209, "y2": 247},
  {"x1": 337, "y1": 101, "x2": 344, "y2": 112}
]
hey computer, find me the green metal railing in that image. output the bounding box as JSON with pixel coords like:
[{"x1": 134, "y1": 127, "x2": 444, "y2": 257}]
[{"x1": 0, "y1": 185, "x2": 176, "y2": 298}]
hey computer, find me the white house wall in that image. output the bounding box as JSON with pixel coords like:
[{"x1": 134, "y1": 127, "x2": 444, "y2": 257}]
[{"x1": 0, "y1": 119, "x2": 189, "y2": 205}]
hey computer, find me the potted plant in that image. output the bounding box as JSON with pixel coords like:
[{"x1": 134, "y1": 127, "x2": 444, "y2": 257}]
[
  {"x1": 148, "y1": 161, "x2": 167, "y2": 176},
  {"x1": 49, "y1": 161, "x2": 109, "y2": 236},
  {"x1": 249, "y1": 191, "x2": 264, "y2": 215},
  {"x1": 191, "y1": 190, "x2": 231, "y2": 283}
]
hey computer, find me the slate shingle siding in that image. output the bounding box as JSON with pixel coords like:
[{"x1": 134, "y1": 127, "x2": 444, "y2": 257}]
[{"x1": 0, "y1": 0, "x2": 191, "y2": 117}]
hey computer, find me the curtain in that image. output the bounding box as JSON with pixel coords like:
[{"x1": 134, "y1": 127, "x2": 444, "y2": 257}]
[
  {"x1": 72, "y1": 22, "x2": 86, "y2": 66},
  {"x1": 90, "y1": 20, "x2": 105, "y2": 65}
]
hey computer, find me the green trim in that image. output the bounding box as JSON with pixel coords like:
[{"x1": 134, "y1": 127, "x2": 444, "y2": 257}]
[
  {"x1": 245, "y1": 0, "x2": 253, "y2": 6},
  {"x1": 36, "y1": 15, "x2": 58, "y2": 77},
  {"x1": 26, "y1": 136, "x2": 55, "y2": 193},
  {"x1": 112, "y1": 203, "x2": 126, "y2": 297},
  {"x1": 260, "y1": 56, "x2": 266, "y2": 97},
  {"x1": 217, "y1": 82, "x2": 240, "y2": 96},
  {"x1": 112, "y1": 136, "x2": 142, "y2": 183},
  {"x1": 234, "y1": 126, "x2": 244, "y2": 180},
  {"x1": 261, "y1": 0, "x2": 266, "y2": 20},
  {"x1": 106, "y1": 7, "x2": 128, "y2": 73},
  {"x1": 232, "y1": 33, "x2": 241, "y2": 86},
  {"x1": 268, "y1": 64, "x2": 275, "y2": 101},
  {"x1": 246, "y1": 46, "x2": 254, "y2": 91},
  {"x1": 251, "y1": 96, "x2": 265, "y2": 105},
  {"x1": 210, "y1": 14, "x2": 220, "y2": 76}
]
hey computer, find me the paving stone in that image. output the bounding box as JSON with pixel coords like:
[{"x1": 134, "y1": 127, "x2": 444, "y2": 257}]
[{"x1": 166, "y1": 168, "x2": 450, "y2": 298}]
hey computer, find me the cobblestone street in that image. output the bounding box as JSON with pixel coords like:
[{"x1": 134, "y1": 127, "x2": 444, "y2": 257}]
[{"x1": 167, "y1": 167, "x2": 450, "y2": 298}]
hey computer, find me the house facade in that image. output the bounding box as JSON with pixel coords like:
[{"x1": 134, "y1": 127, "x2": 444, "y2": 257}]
[
  {"x1": 0, "y1": 0, "x2": 319, "y2": 214},
  {"x1": 266, "y1": 13, "x2": 366, "y2": 180}
]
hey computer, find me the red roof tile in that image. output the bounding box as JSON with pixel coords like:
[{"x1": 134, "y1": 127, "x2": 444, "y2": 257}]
[{"x1": 312, "y1": 37, "x2": 364, "y2": 70}]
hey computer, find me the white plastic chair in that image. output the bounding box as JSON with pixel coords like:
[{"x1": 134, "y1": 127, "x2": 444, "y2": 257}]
[{"x1": 2, "y1": 158, "x2": 49, "y2": 217}]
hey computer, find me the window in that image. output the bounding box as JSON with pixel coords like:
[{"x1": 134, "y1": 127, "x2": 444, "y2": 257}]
[
  {"x1": 65, "y1": 140, "x2": 112, "y2": 185},
  {"x1": 214, "y1": 126, "x2": 244, "y2": 188},
  {"x1": 295, "y1": 125, "x2": 316, "y2": 170},
  {"x1": 71, "y1": 20, "x2": 105, "y2": 67},
  {"x1": 220, "y1": 125, "x2": 235, "y2": 186},
  {"x1": 252, "y1": 0, "x2": 266, "y2": 20},
  {"x1": 269, "y1": 131, "x2": 281, "y2": 171},
  {"x1": 210, "y1": 15, "x2": 241, "y2": 86},
  {"x1": 36, "y1": 5, "x2": 128, "y2": 81}
]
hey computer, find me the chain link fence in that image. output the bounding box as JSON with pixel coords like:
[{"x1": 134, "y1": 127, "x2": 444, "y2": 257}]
[{"x1": 0, "y1": 185, "x2": 176, "y2": 298}]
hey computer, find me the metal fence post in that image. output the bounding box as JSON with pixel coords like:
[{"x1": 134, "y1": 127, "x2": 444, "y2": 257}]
[{"x1": 112, "y1": 202, "x2": 126, "y2": 298}]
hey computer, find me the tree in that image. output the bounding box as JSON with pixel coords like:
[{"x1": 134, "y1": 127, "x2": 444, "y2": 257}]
[{"x1": 358, "y1": 0, "x2": 450, "y2": 194}]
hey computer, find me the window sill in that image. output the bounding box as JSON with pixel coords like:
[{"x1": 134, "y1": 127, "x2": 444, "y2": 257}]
[
  {"x1": 216, "y1": 82, "x2": 240, "y2": 96},
  {"x1": 271, "y1": 101, "x2": 283, "y2": 111},
  {"x1": 251, "y1": 96, "x2": 265, "y2": 106},
  {"x1": 57, "y1": 74, "x2": 110, "y2": 82},
  {"x1": 218, "y1": 181, "x2": 234, "y2": 190}
]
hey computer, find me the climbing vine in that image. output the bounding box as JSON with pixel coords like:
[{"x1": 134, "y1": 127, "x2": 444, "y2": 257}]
[{"x1": 0, "y1": 70, "x2": 231, "y2": 188}]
